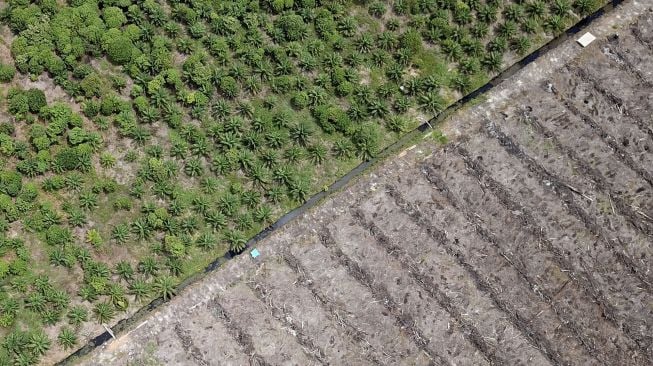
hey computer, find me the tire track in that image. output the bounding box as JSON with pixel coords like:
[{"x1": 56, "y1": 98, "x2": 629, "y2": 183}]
[
  {"x1": 452, "y1": 145, "x2": 653, "y2": 359},
  {"x1": 280, "y1": 252, "x2": 384, "y2": 366},
  {"x1": 421, "y1": 163, "x2": 648, "y2": 365},
  {"x1": 480, "y1": 120, "x2": 653, "y2": 290},
  {"x1": 245, "y1": 280, "x2": 328, "y2": 365},
  {"x1": 207, "y1": 298, "x2": 271, "y2": 366},
  {"x1": 378, "y1": 189, "x2": 561, "y2": 366},
  {"x1": 317, "y1": 226, "x2": 452, "y2": 366}
]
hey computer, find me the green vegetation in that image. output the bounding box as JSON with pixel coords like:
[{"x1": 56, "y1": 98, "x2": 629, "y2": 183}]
[
  {"x1": 0, "y1": 64, "x2": 15, "y2": 83},
  {"x1": 0, "y1": 0, "x2": 602, "y2": 363}
]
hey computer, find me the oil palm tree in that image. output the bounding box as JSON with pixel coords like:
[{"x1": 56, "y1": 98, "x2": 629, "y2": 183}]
[
  {"x1": 138, "y1": 256, "x2": 159, "y2": 277},
  {"x1": 129, "y1": 279, "x2": 150, "y2": 302},
  {"x1": 332, "y1": 139, "x2": 355, "y2": 160},
  {"x1": 154, "y1": 276, "x2": 176, "y2": 300},
  {"x1": 27, "y1": 331, "x2": 50, "y2": 356},
  {"x1": 574, "y1": 0, "x2": 596, "y2": 15},
  {"x1": 289, "y1": 123, "x2": 313, "y2": 146},
  {"x1": 67, "y1": 306, "x2": 88, "y2": 327},
  {"x1": 308, "y1": 144, "x2": 327, "y2": 165},
  {"x1": 111, "y1": 224, "x2": 129, "y2": 244},
  {"x1": 527, "y1": 0, "x2": 547, "y2": 19},
  {"x1": 78, "y1": 192, "x2": 98, "y2": 210},
  {"x1": 224, "y1": 230, "x2": 247, "y2": 254},
  {"x1": 205, "y1": 210, "x2": 227, "y2": 231},
  {"x1": 58, "y1": 328, "x2": 77, "y2": 350},
  {"x1": 93, "y1": 302, "x2": 115, "y2": 324},
  {"x1": 196, "y1": 232, "x2": 217, "y2": 250},
  {"x1": 184, "y1": 158, "x2": 204, "y2": 177},
  {"x1": 419, "y1": 92, "x2": 445, "y2": 113},
  {"x1": 115, "y1": 261, "x2": 134, "y2": 281},
  {"x1": 288, "y1": 178, "x2": 309, "y2": 203},
  {"x1": 552, "y1": 0, "x2": 572, "y2": 16},
  {"x1": 546, "y1": 15, "x2": 567, "y2": 34}
]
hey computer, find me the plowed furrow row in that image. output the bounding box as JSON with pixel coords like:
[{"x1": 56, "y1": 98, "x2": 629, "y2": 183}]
[
  {"x1": 510, "y1": 85, "x2": 653, "y2": 225},
  {"x1": 455, "y1": 134, "x2": 653, "y2": 354},
  {"x1": 247, "y1": 257, "x2": 379, "y2": 366},
  {"x1": 632, "y1": 16, "x2": 653, "y2": 52},
  {"x1": 245, "y1": 280, "x2": 329, "y2": 365},
  {"x1": 353, "y1": 198, "x2": 600, "y2": 366},
  {"x1": 485, "y1": 114, "x2": 653, "y2": 278},
  {"x1": 418, "y1": 163, "x2": 643, "y2": 365},
  {"x1": 317, "y1": 226, "x2": 452, "y2": 366},
  {"x1": 547, "y1": 68, "x2": 653, "y2": 181},
  {"x1": 331, "y1": 213, "x2": 492, "y2": 366},
  {"x1": 569, "y1": 57, "x2": 653, "y2": 139},
  {"x1": 608, "y1": 32, "x2": 653, "y2": 83},
  {"x1": 598, "y1": 39, "x2": 653, "y2": 87},
  {"x1": 177, "y1": 308, "x2": 252, "y2": 365},
  {"x1": 419, "y1": 156, "x2": 649, "y2": 365},
  {"x1": 371, "y1": 187, "x2": 556, "y2": 365},
  {"x1": 213, "y1": 283, "x2": 319, "y2": 365},
  {"x1": 479, "y1": 118, "x2": 653, "y2": 288},
  {"x1": 388, "y1": 188, "x2": 596, "y2": 365},
  {"x1": 553, "y1": 92, "x2": 653, "y2": 189},
  {"x1": 287, "y1": 237, "x2": 428, "y2": 365},
  {"x1": 148, "y1": 327, "x2": 195, "y2": 364},
  {"x1": 279, "y1": 252, "x2": 384, "y2": 366},
  {"x1": 208, "y1": 298, "x2": 271, "y2": 366},
  {"x1": 173, "y1": 323, "x2": 210, "y2": 366}
]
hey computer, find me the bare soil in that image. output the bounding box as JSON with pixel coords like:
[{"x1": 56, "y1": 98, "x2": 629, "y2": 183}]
[{"x1": 79, "y1": 4, "x2": 653, "y2": 366}]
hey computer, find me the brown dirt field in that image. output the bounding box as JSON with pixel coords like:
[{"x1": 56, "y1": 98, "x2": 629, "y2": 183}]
[{"x1": 79, "y1": 3, "x2": 653, "y2": 366}]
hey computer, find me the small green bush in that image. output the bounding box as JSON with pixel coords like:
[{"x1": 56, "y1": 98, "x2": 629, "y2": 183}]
[
  {"x1": 106, "y1": 36, "x2": 134, "y2": 65},
  {"x1": 0, "y1": 63, "x2": 16, "y2": 82},
  {"x1": 7, "y1": 89, "x2": 29, "y2": 116},
  {"x1": 25, "y1": 89, "x2": 47, "y2": 113},
  {"x1": 103, "y1": 7, "x2": 127, "y2": 28},
  {"x1": 0, "y1": 171, "x2": 22, "y2": 197}
]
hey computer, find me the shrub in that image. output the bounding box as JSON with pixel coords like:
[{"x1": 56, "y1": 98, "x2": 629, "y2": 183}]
[
  {"x1": 45, "y1": 225, "x2": 73, "y2": 246},
  {"x1": 269, "y1": 0, "x2": 294, "y2": 13},
  {"x1": 103, "y1": 7, "x2": 127, "y2": 28},
  {"x1": 86, "y1": 229, "x2": 103, "y2": 248},
  {"x1": 82, "y1": 100, "x2": 101, "y2": 117},
  {"x1": 23, "y1": 89, "x2": 46, "y2": 113},
  {"x1": 163, "y1": 235, "x2": 185, "y2": 258},
  {"x1": 291, "y1": 91, "x2": 309, "y2": 109},
  {"x1": 80, "y1": 73, "x2": 104, "y2": 97},
  {"x1": 0, "y1": 171, "x2": 22, "y2": 197},
  {"x1": 218, "y1": 76, "x2": 238, "y2": 98},
  {"x1": 54, "y1": 148, "x2": 84, "y2": 171},
  {"x1": 0, "y1": 63, "x2": 16, "y2": 82},
  {"x1": 275, "y1": 14, "x2": 308, "y2": 41},
  {"x1": 401, "y1": 30, "x2": 422, "y2": 56},
  {"x1": 106, "y1": 36, "x2": 134, "y2": 65},
  {"x1": 7, "y1": 89, "x2": 29, "y2": 116}
]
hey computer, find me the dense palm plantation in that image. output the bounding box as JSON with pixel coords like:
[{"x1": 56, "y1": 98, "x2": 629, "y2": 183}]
[{"x1": 0, "y1": 0, "x2": 602, "y2": 363}]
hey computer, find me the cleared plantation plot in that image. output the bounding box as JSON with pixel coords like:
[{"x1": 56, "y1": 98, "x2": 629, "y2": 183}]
[{"x1": 81, "y1": 9, "x2": 653, "y2": 366}]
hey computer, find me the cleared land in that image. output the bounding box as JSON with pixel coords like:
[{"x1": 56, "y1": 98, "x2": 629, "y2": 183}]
[{"x1": 81, "y1": 5, "x2": 653, "y2": 366}]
